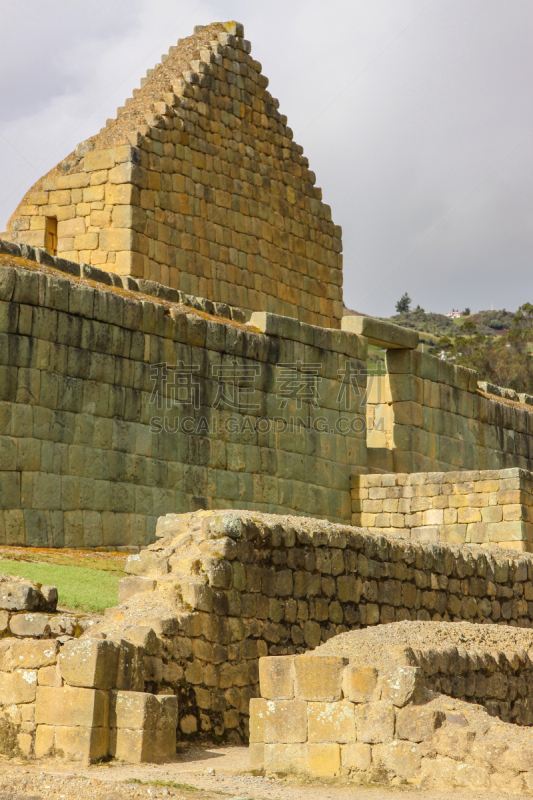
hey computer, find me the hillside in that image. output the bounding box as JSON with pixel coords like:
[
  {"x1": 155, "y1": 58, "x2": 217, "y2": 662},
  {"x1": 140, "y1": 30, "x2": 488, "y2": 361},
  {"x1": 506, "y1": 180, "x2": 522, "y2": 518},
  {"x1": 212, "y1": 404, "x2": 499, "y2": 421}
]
[{"x1": 345, "y1": 304, "x2": 533, "y2": 394}]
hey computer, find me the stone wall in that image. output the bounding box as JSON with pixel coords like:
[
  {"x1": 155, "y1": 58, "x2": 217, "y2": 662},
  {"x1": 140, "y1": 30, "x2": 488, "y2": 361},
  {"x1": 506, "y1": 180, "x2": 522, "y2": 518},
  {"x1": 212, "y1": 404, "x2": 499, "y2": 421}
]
[
  {"x1": 88, "y1": 509, "x2": 533, "y2": 744},
  {"x1": 250, "y1": 642, "x2": 533, "y2": 792},
  {"x1": 367, "y1": 348, "x2": 533, "y2": 476},
  {"x1": 2, "y1": 22, "x2": 343, "y2": 328},
  {"x1": 0, "y1": 574, "x2": 177, "y2": 764},
  {"x1": 352, "y1": 468, "x2": 533, "y2": 552},
  {"x1": 0, "y1": 246, "x2": 365, "y2": 548}
]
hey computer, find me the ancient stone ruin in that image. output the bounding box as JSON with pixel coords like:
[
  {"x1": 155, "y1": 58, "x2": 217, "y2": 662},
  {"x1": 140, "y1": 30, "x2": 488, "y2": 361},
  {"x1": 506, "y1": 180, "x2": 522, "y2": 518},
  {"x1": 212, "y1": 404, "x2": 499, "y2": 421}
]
[
  {"x1": 2, "y1": 16, "x2": 533, "y2": 790},
  {"x1": 2, "y1": 21, "x2": 342, "y2": 329}
]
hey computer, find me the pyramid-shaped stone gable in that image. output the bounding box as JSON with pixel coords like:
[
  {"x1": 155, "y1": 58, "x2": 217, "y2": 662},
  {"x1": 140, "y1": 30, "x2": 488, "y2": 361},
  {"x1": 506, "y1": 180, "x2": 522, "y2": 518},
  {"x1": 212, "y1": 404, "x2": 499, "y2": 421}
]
[{"x1": 3, "y1": 22, "x2": 343, "y2": 327}]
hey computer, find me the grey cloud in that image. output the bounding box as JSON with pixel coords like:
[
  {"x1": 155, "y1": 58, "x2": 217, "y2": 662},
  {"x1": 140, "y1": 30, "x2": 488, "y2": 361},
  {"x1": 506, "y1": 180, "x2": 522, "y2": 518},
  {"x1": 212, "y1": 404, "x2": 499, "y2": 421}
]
[{"x1": 1, "y1": 0, "x2": 532, "y2": 317}]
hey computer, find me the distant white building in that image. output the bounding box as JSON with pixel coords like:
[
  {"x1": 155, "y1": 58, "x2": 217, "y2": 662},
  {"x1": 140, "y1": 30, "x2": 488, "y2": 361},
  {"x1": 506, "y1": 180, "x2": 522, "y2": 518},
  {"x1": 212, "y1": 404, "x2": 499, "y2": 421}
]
[{"x1": 445, "y1": 311, "x2": 462, "y2": 318}]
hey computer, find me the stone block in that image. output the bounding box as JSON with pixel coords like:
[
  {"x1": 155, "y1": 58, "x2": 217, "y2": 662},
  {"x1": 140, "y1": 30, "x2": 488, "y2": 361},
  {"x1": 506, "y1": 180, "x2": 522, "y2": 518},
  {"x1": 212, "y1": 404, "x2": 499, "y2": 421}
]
[
  {"x1": 0, "y1": 668, "x2": 38, "y2": 704},
  {"x1": 374, "y1": 740, "x2": 422, "y2": 780},
  {"x1": 35, "y1": 686, "x2": 109, "y2": 728},
  {"x1": 354, "y1": 702, "x2": 395, "y2": 744},
  {"x1": 263, "y1": 699, "x2": 307, "y2": 743},
  {"x1": 123, "y1": 625, "x2": 158, "y2": 655},
  {"x1": 59, "y1": 638, "x2": 119, "y2": 690},
  {"x1": 38, "y1": 665, "x2": 63, "y2": 687},
  {"x1": 259, "y1": 655, "x2": 294, "y2": 699},
  {"x1": 263, "y1": 743, "x2": 306, "y2": 774},
  {"x1": 109, "y1": 690, "x2": 159, "y2": 729},
  {"x1": 431, "y1": 726, "x2": 476, "y2": 760},
  {"x1": 380, "y1": 666, "x2": 423, "y2": 707},
  {"x1": 396, "y1": 706, "x2": 445, "y2": 742},
  {"x1": 249, "y1": 698, "x2": 267, "y2": 743},
  {"x1": 84, "y1": 149, "x2": 116, "y2": 171},
  {"x1": 11, "y1": 639, "x2": 57, "y2": 668},
  {"x1": 342, "y1": 665, "x2": 378, "y2": 703},
  {"x1": 341, "y1": 316, "x2": 418, "y2": 350},
  {"x1": 341, "y1": 742, "x2": 372, "y2": 771},
  {"x1": 0, "y1": 584, "x2": 42, "y2": 611},
  {"x1": 307, "y1": 701, "x2": 355, "y2": 743},
  {"x1": 158, "y1": 694, "x2": 178, "y2": 731},
  {"x1": 249, "y1": 742, "x2": 264, "y2": 770},
  {"x1": 307, "y1": 743, "x2": 341, "y2": 777},
  {"x1": 55, "y1": 724, "x2": 109, "y2": 763},
  {"x1": 34, "y1": 724, "x2": 55, "y2": 758},
  {"x1": 109, "y1": 726, "x2": 173, "y2": 764},
  {"x1": 294, "y1": 655, "x2": 347, "y2": 701},
  {"x1": 9, "y1": 613, "x2": 51, "y2": 637}
]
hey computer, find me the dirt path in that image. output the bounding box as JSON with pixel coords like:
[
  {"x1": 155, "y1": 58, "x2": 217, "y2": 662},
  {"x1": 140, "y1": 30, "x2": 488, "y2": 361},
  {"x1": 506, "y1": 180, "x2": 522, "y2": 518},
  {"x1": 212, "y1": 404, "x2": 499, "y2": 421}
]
[{"x1": 0, "y1": 746, "x2": 532, "y2": 800}]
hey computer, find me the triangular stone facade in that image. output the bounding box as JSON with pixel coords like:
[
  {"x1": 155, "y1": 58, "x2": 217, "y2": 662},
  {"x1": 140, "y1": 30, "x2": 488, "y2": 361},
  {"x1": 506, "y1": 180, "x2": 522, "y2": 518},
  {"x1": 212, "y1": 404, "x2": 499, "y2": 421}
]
[{"x1": 2, "y1": 21, "x2": 343, "y2": 327}]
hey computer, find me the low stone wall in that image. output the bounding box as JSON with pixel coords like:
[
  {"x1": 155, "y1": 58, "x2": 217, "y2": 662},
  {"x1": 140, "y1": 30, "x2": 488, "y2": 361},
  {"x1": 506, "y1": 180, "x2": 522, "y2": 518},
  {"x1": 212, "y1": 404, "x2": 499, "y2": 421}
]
[
  {"x1": 352, "y1": 468, "x2": 533, "y2": 551},
  {"x1": 316, "y1": 621, "x2": 533, "y2": 725},
  {"x1": 0, "y1": 573, "x2": 178, "y2": 763},
  {"x1": 250, "y1": 648, "x2": 533, "y2": 792},
  {"x1": 87, "y1": 510, "x2": 533, "y2": 743}
]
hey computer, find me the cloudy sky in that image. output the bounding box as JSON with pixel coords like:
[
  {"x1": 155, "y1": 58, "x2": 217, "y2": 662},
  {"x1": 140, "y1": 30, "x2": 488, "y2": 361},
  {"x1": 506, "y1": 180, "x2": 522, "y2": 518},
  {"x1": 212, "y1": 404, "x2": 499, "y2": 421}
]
[{"x1": 1, "y1": 1, "x2": 532, "y2": 317}]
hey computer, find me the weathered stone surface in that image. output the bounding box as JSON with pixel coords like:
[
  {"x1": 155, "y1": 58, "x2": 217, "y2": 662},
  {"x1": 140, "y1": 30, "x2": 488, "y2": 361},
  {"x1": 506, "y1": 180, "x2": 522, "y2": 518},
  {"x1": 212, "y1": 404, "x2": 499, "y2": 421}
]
[
  {"x1": 263, "y1": 743, "x2": 306, "y2": 774},
  {"x1": 342, "y1": 315, "x2": 419, "y2": 350},
  {"x1": 55, "y1": 725, "x2": 109, "y2": 763},
  {"x1": 306, "y1": 743, "x2": 341, "y2": 777},
  {"x1": 396, "y1": 706, "x2": 445, "y2": 742},
  {"x1": 109, "y1": 690, "x2": 159, "y2": 729},
  {"x1": 354, "y1": 702, "x2": 395, "y2": 744},
  {"x1": 263, "y1": 700, "x2": 307, "y2": 744},
  {"x1": 342, "y1": 666, "x2": 378, "y2": 703},
  {"x1": 9, "y1": 613, "x2": 50, "y2": 638},
  {"x1": 35, "y1": 686, "x2": 109, "y2": 727},
  {"x1": 11, "y1": 639, "x2": 57, "y2": 669},
  {"x1": 373, "y1": 740, "x2": 422, "y2": 780},
  {"x1": 0, "y1": 668, "x2": 38, "y2": 704},
  {"x1": 259, "y1": 656, "x2": 294, "y2": 700},
  {"x1": 380, "y1": 666, "x2": 422, "y2": 707},
  {"x1": 0, "y1": 585, "x2": 41, "y2": 612},
  {"x1": 307, "y1": 701, "x2": 355, "y2": 743},
  {"x1": 59, "y1": 638, "x2": 119, "y2": 690},
  {"x1": 294, "y1": 656, "x2": 347, "y2": 701}
]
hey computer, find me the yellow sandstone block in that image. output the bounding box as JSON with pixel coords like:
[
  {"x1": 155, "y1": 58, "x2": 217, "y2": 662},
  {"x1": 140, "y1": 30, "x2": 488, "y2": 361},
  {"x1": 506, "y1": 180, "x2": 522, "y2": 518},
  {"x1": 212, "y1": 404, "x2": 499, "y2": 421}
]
[
  {"x1": 84, "y1": 149, "x2": 116, "y2": 171},
  {"x1": 342, "y1": 666, "x2": 378, "y2": 703},
  {"x1": 307, "y1": 701, "x2": 355, "y2": 743},
  {"x1": 307, "y1": 743, "x2": 341, "y2": 777},
  {"x1": 106, "y1": 184, "x2": 139, "y2": 205},
  {"x1": 57, "y1": 218, "x2": 85, "y2": 237},
  {"x1": 99, "y1": 228, "x2": 135, "y2": 252},
  {"x1": 294, "y1": 656, "x2": 347, "y2": 701},
  {"x1": 259, "y1": 656, "x2": 294, "y2": 699},
  {"x1": 74, "y1": 233, "x2": 99, "y2": 250}
]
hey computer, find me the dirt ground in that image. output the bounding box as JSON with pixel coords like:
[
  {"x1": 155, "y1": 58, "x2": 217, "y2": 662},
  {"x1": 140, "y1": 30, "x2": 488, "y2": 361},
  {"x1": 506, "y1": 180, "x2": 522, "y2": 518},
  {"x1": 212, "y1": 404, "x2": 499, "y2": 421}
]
[{"x1": 0, "y1": 746, "x2": 532, "y2": 800}]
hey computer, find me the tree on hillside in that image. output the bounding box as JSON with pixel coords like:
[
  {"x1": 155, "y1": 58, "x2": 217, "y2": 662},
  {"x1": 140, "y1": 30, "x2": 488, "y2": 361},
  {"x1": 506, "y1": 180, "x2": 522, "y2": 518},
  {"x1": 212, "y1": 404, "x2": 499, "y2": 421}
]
[
  {"x1": 396, "y1": 293, "x2": 412, "y2": 313},
  {"x1": 460, "y1": 320, "x2": 477, "y2": 335},
  {"x1": 440, "y1": 301, "x2": 533, "y2": 393}
]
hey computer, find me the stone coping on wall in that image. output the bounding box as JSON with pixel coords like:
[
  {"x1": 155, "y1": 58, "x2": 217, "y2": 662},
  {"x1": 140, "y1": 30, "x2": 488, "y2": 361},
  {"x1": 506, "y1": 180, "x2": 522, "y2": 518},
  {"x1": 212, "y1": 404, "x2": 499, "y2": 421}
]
[
  {"x1": 0, "y1": 238, "x2": 364, "y2": 360},
  {"x1": 0, "y1": 237, "x2": 245, "y2": 323},
  {"x1": 250, "y1": 643, "x2": 533, "y2": 793},
  {"x1": 342, "y1": 314, "x2": 419, "y2": 350},
  {"x1": 352, "y1": 468, "x2": 533, "y2": 551}
]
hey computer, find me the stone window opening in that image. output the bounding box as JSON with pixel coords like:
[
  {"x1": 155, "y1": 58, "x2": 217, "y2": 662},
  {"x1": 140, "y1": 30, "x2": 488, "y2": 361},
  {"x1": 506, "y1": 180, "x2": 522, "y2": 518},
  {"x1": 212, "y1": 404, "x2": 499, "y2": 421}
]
[{"x1": 45, "y1": 216, "x2": 57, "y2": 255}]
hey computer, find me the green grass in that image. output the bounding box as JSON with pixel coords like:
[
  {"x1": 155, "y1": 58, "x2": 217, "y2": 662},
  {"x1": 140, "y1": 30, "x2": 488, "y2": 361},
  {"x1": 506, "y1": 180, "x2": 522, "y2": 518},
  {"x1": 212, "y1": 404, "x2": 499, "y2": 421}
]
[
  {"x1": 126, "y1": 778, "x2": 199, "y2": 790},
  {"x1": 0, "y1": 559, "x2": 122, "y2": 613}
]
